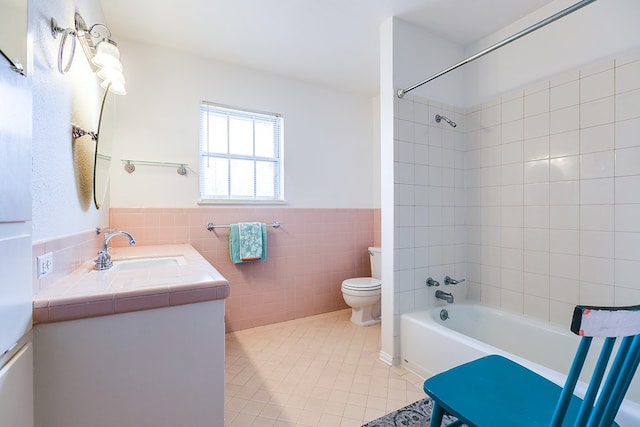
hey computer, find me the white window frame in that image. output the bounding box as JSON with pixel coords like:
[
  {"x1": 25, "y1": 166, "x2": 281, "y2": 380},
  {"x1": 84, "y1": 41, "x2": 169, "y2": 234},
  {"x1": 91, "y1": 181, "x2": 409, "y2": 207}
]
[{"x1": 198, "y1": 102, "x2": 284, "y2": 203}]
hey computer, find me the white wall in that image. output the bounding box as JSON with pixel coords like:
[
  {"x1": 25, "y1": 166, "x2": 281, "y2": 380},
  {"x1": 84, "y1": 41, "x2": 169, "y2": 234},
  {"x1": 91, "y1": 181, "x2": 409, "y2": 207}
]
[
  {"x1": 380, "y1": 17, "x2": 467, "y2": 364},
  {"x1": 109, "y1": 40, "x2": 378, "y2": 209},
  {"x1": 392, "y1": 18, "x2": 466, "y2": 107},
  {"x1": 31, "y1": 0, "x2": 108, "y2": 242},
  {"x1": 463, "y1": 0, "x2": 640, "y2": 106}
]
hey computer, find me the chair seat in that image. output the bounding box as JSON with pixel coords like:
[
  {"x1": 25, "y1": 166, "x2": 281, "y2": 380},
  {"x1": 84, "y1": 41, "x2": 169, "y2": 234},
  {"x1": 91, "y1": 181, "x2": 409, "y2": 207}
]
[{"x1": 423, "y1": 355, "x2": 620, "y2": 427}]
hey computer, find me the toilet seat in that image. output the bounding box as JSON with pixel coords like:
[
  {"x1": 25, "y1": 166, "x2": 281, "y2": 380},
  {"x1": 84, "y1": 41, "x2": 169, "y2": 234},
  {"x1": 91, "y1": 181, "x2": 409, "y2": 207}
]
[{"x1": 342, "y1": 277, "x2": 381, "y2": 292}]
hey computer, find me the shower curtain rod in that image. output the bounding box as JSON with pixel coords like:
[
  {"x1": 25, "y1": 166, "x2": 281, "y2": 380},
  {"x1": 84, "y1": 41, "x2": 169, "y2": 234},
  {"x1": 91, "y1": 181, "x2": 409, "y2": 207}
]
[{"x1": 396, "y1": 0, "x2": 598, "y2": 98}]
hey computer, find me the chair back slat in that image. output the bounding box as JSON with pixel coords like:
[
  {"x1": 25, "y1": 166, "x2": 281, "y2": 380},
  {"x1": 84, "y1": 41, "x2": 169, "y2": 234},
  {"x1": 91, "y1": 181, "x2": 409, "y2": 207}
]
[
  {"x1": 596, "y1": 336, "x2": 640, "y2": 426},
  {"x1": 568, "y1": 305, "x2": 640, "y2": 426},
  {"x1": 574, "y1": 337, "x2": 616, "y2": 426},
  {"x1": 550, "y1": 337, "x2": 592, "y2": 427}
]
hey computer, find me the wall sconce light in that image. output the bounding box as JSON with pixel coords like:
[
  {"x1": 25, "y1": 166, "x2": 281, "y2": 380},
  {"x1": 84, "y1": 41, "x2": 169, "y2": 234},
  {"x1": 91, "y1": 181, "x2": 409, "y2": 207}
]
[{"x1": 50, "y1": 12, "x2": 126, "y2": 95}]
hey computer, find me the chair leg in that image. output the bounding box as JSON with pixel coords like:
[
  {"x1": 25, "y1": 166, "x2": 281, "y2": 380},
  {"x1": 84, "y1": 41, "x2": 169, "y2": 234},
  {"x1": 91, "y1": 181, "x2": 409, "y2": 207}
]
[{"x1": 430, "y1": 402, "x2": 445, "y2": 427}]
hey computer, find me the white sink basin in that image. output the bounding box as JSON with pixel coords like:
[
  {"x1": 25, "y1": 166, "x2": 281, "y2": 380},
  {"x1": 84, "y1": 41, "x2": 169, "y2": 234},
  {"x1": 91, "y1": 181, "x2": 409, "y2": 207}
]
[{"x1": 111, "y1": 256, "x2": 187, "y2": 271}]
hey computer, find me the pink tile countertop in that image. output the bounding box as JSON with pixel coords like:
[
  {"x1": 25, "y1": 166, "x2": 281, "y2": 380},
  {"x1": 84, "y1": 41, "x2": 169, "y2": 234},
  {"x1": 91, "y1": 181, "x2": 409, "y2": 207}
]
[{"x1": 33, "y1": 244, "x2": 229, "y2": 324}]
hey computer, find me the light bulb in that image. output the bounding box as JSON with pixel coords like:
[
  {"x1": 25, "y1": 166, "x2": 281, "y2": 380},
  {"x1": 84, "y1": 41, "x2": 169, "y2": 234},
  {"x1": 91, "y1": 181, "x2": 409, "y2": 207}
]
[
  {"x1": 101, "y1": 78, "x2": 126, "y2": 96},
  {"x1": 92, "y1": 39, "x2": 120, "y2": 68},
  {"x1": 97, "y1": 64, "x2": 124, "y2": 82}
]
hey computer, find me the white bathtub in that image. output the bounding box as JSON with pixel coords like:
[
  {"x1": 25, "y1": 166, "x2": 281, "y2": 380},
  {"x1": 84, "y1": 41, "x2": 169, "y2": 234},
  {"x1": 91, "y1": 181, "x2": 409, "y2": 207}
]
[{"x1": 400, "y1": 302, "x2": 640, "y2": 426}]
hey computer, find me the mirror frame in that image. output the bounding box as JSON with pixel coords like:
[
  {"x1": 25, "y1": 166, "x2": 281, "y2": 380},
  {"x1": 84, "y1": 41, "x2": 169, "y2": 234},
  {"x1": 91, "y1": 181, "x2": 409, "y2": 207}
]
[{"x1": 93, "y1": 87, "x2": 112, "y2": 209}]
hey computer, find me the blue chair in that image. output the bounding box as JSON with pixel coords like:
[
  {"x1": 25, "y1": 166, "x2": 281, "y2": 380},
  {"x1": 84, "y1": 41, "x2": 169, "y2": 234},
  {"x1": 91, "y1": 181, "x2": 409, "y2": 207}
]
[{"x1": 423, "y1": 305, "x2": 640, "y2": 427}]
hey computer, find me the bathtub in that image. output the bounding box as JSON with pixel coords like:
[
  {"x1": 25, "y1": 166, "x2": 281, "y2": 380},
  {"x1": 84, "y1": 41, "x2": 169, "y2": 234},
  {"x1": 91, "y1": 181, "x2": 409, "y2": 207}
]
[{"x1": 400, "y1": 302, "x2": 640, "y2": 426}]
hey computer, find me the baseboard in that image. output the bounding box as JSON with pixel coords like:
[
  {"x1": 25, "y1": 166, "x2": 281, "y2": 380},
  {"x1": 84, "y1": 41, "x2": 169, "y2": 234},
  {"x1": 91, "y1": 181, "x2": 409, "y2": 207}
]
[{"x1": 378, "y1": 350, "x2": 395, "y2": 366}]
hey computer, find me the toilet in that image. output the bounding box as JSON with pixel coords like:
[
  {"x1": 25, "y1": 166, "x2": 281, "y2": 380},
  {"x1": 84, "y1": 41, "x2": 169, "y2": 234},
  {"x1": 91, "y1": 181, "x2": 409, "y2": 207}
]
[{"x1": 341, "y1": 246, "x2": 382, "y2": 326}]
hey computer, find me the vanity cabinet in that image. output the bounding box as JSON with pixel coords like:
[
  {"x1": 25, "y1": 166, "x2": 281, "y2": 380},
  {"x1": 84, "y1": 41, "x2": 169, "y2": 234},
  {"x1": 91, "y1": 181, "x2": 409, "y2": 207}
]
[
  {"x1": 0, "y1": 341, "x2": 34, "y2": 427},
  {"x1": 34, "y1": 300, "x2": 225, "y2": 427}
]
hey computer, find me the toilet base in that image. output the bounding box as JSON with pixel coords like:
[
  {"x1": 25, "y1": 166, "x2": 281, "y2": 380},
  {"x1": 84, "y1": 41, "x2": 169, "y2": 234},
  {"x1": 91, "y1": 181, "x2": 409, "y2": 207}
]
[{"x1": 349, "y1": 300, "x2": 381, "y2": 327}]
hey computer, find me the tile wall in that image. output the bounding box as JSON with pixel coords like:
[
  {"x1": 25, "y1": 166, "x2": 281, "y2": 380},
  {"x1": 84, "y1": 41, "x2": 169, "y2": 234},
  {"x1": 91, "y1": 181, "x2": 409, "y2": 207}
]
[
  {"x1": 392, "y1": 96, "x2": 467, "y2": 316},
  {"x1": 110, "y1": 207, "x2": 381, "y2": 331},
  {"x1": 32, "y1": 230, "x2": 102, "y2": 295},
  {"x1": 466, "y1": 50, "x2": 640, "y2": 327},
  {"x1": 391, "y1": 49, "x2": 640, "y2": 334}
]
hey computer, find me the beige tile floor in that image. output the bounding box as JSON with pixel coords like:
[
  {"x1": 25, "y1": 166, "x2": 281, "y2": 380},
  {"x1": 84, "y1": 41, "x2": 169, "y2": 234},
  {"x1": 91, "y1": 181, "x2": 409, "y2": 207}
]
[{"x1": 224, "y1": 309, "x2": 427, "y2": 427}]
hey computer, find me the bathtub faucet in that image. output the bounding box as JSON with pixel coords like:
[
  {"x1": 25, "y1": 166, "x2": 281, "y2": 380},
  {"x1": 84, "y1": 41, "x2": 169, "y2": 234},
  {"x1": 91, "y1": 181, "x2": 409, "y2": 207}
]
[
  {"x1": 94, "y1": 230, "x2": 136, "y2": 271},
  {"x1": 444, "y1": 275, "x2": 465, "y2": 285},
  {"x1": 435, "y1": 290, "x2": 454, "y2": 304},
  {"x1": 426, "y1": 277, "x2": 440, "y2": 287}
]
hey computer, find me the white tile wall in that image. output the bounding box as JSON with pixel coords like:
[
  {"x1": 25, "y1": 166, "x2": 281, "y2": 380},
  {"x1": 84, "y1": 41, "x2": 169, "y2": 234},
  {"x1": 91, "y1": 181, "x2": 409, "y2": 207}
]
[
  {"x1": 393, "y1": 51, "x2": 640, "y2": 328},
  {"x1": 393, "y1": 95, "x2": 467, "y2": 314},
  {"x1": 463, "y1": 53, "x2": 640, "y2": 324}
]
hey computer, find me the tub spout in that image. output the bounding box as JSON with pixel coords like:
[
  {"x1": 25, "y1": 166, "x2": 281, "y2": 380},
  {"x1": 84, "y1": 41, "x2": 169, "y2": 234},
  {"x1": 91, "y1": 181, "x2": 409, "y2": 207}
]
[{"x1": 435, "y1": 290, "x2": 454, "y2": 304}]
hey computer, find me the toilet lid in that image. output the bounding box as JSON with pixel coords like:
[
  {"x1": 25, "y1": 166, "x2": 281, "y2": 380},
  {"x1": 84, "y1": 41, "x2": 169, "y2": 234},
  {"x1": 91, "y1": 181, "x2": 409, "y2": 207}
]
[{"x1": 342, "y1": 278, "x2": 381, "y2": 291}]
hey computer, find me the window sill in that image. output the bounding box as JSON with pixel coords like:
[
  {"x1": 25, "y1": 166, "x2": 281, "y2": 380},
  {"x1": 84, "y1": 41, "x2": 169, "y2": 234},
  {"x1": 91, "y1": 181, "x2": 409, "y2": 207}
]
[{"x1": 197, "y1": 199, "x2": 287, "y2": 206}]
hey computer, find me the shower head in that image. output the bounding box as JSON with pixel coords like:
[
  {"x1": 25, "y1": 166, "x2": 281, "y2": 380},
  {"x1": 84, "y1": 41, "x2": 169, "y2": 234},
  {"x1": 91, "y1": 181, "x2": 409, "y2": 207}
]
[{"x1": 435, "y1": 114, "x2": 457, "y2": 128}]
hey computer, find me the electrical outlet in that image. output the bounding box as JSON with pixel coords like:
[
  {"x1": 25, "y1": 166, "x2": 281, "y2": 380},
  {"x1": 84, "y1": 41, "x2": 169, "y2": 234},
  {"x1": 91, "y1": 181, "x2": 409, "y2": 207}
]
[{"x1": 37, "y1": 252, "x2": 54, "y2": 278}]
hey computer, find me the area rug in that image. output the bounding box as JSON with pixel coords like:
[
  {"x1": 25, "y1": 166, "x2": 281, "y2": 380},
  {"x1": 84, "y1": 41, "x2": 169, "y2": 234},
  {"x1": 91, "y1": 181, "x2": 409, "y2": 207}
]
[{"x1": 362, "y1": 397, "x2": 464, "y2": 427}]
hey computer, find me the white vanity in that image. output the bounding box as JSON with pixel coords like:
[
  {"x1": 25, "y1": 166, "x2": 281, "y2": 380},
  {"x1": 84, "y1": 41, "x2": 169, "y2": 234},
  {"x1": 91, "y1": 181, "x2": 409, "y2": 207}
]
[{"x1": 32, "y1": 244, "x2": 229, "y2": 427}]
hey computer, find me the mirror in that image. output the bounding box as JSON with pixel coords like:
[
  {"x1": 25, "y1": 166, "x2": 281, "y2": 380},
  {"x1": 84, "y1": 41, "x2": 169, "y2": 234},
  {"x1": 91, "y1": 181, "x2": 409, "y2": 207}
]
[
  {"x1": 93, "y1": 88, "x2": 115, "y2": 209},
  {"x1": 0, "y1": 0, "x2": 27, "y2": 73}
]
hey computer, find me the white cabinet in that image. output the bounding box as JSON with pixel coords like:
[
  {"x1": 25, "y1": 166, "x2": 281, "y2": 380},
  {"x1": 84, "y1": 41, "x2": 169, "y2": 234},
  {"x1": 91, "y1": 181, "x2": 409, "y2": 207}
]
[
  {"x1": 0, "y1": 223, "x2": 32, "y2": 356},
  {"x1": 0, "y1": 342, "x2": 34, "y2": 427},
  {"x1": 34, "y1": 301, "x2": 225, "y2": 427}
]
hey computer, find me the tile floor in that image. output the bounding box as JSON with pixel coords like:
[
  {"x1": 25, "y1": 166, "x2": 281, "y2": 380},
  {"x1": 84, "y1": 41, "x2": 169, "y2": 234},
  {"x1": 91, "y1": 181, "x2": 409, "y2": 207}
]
[{"x1": 224, "y1": 309, "x2": 426, "y2": 427}]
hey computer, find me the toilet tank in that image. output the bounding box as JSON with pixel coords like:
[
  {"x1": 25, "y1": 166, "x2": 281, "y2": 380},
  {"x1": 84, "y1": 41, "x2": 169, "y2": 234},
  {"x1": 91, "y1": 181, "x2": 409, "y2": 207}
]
[{"x1": 368, "y1": 247, "x2": 382, "y2": 279}]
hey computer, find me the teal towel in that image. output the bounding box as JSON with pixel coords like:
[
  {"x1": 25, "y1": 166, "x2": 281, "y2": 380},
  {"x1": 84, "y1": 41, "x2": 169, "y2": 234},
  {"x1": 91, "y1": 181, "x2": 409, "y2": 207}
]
[{"x1": 229, "y1": 222, "x2": 267, "y2": 264}]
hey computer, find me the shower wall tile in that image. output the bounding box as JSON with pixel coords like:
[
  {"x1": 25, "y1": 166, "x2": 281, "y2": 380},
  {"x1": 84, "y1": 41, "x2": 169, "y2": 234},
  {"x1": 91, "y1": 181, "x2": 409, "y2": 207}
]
[
  {"x1": 523, "y1": 136, "x2": 549, "y2": 161},
  {"x1": 616, "y1": 147, "x2": 640, "y2": 176},
  {"x1": 580, "y1": 69, "x2": 614, "y2": 103},
  {"x1": 615, "y1": 176, "x2": 640, "y2": 204},
  {"x1": 580, "y1": 178, "x2": 614, "y2": 205},
  {"x1": 551, "y1": 71, "x2": 579, "y2": 88},
  {"x1": 549, "y1": 155, "x2": 579, "y2": 181},
  {"x1": 580, "y1": 281, "x2": 614, "y2": 306},
  {"x1": 580, "y1": 96, "x2": 614, "y2": 128},
  {"x1": 615, "y1": 205, "x2": 640, "y2": 232},
  {"x1": 580, "y1": 124, "x2": 614, "y2": 154},
  {"x1": 524, "y1": 113, "x2": 550, "y2": 139},
  {"x1": 524, "y1": 89, "x2": 549, "y2": 117},
  {"x1": 550, "y1": 105, "x2": 580, "y2": 134},
  {"x1": 501, "y1": 97, "x2": 523, "y2": 123},
  {"x1": 550, "y1": 206, "x2": 579, "y2": 230},
  {"x1": 580, "y1": 151, "x2": 614, "y2": 179},
  {"x1": 616, "y1": 59, "x2": 640, "y2": 93},
  {"x1": 550, "y1": 130, "x2": 579, "y2": 158},
  {"x1": 580, "y1": 59, "x2": 614, "y2": 78},
  {"x1": 549, "y1": 181, "x2": 579, "y2": 206},
  {"x1": 580, "y1": 256, "x2": 614, "y2": 286},
  {"x1": 550, "y1": 80, "x2": 579, "y2": 110},
  {"x1": 459, "y1": 49, "x2": 640, "y2": 327},
  {"x1": 392, "y1": 50, "x2": 640, "y2": 333},
  {"x1": 616, "y1": 89, "x2": 640, "y2": 122},
  {"x1": 580, "y1": 205, "x2": 614, "y2": 231}
]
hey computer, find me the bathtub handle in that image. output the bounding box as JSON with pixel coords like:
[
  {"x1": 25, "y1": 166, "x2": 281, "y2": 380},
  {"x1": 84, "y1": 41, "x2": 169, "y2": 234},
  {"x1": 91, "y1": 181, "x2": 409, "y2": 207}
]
[
  {"x1": 426, "y1": 277, "x2": 440, "y2": 287},
  {"x1": 444, "y1": 276, "x2": 465, "y2": 285}
]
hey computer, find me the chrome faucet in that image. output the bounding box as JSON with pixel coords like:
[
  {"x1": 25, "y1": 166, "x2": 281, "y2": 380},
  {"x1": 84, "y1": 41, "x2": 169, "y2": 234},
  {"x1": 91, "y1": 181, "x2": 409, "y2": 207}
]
[
  {"x1": 444, "y1": 275, "x2": 465, "y2": 285},
  {"x1": 94, "y1": 230, "x2": 136, "y2": 270},
  {"x1": 426, "y1": 277, "x2": 440, "y2": 287},
  {"x1": 435, "y1": 290, "x2": 454, "y2": 304}
]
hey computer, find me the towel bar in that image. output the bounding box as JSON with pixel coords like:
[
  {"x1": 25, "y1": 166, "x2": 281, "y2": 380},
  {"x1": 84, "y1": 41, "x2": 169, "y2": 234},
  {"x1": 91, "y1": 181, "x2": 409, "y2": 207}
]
[{"x1": 206, "y1": 221, "x2": 280, "y2": 231}]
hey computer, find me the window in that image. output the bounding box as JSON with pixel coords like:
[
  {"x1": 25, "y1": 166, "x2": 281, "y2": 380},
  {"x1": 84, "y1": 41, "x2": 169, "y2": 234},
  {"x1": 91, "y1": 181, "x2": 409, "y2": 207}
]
[{"x1": 199, "y1": 102, "x2": 283, "y2": 202}]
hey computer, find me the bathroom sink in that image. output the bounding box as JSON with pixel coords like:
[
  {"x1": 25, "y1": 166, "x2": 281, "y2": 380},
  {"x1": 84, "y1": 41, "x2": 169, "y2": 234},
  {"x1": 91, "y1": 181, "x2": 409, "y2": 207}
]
[{"x1": 110, "y1": 256, "x2": 187, "y2": 271}]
